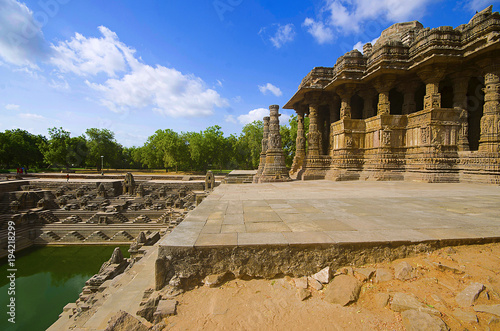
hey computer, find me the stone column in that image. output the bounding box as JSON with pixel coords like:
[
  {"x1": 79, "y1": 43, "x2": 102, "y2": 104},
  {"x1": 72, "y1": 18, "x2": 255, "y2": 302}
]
[
  {"x1": 418, "y1": 69, "x2": 445, "y2": 111},
  {"x1": 374, "y1": 76, "x2": 396, "y2": 115},
  {"x1": 337, "y1": 87, "x2": 354, "y2": 119},
  {"x1": 358, "y1": 89, "x2": 376, "y2": 118},
  {"x1": 452, "y1": 76, "x2": 470, "y2": 151},
  {"x1": 306, "y1": 103, "x2": 320, "y2": 157},
  {"x1": 479, "y1": 64, "x2": 500, "y2": 153},
  {"x1": 260, "y1": 105, "x2": 290, "y2": 182},
  {"x1": 290, "y1": 107, "x2": 306, "y2": 176},
  {"x1": 253, "y1": 116, "x2": 270, "y2": 182},
  {"x1": 399, "y1": 81, "x2": 419, "y2": 115}
]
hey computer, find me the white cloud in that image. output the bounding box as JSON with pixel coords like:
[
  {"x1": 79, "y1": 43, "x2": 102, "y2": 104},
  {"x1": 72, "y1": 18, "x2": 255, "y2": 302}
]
[
  {"x1": 216, "y1": 79, "x2": 223, "y2": 87},
  {"x1": 303, "y1": 18, "x2": 334, "y2": 44},
  {"x1": 237, "y1": 108, "x2": 269, "y2": 125},
  {"x1": 353, "y1": 37, "x2": 379, "y2": 53},
  {"x1": 5, "y1": 104, "x2": 20, "y2": 111},
  {"x1": 20, "y1": 113, "x2": 44, "y2": 120},
  {"x1": 51, "y1": 26, "x2": 229, "y2": 117},
  {"x1": 50, "y1": 26, "x2": 130, "y2": 77},
  {"x1": 305, "y1": 0, "x2": 434, "y2": 43},
  {"x1": 0, "y1": 0, "x2": 49, "y2": 67},
  {"x1": 270, "y1": 24, "x2": 295, "y2": 48},
  {"x1": 224, "y1": 114, "x2": 237, "y2": 124},
  {"x1": 258, "y1": 83, "x2": 282, "y2": 97},
  {"x1": 466, "y1": 0, "x2": 500, "y2": 11}
]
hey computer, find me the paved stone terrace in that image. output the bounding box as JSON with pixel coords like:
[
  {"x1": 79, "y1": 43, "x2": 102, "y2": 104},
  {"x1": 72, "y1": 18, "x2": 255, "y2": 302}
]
[{"x1": 159, "y1": 181, "x2": 500, "y2": 248}]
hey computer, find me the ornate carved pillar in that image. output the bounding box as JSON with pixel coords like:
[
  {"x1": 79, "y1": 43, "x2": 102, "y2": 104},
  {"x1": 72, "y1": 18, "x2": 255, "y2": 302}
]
[
  {"x1": 306, "y1": 103, "x2": 320, "y2": 157},
  {"x1": 358, "y1": 89, "x2": 376, "y2": 118},
  {"x1": 399, "y1": 81, "x2": 419, "y2": 115},
  {"x1": 253, "y1": 116, "x2": 270, "y2": 182},
  {"x1": 290, "y1": 106, "x2": 306, "y2": 176},
  {"x1": 374, "y1": 76, "x2": 396, "y2": 115},
  {"x1": 260, "y1": 105, "x2": 290, "y2": 182},
  {"x1": 479, "y1": 62, "x2": 500, "y2": 153},
  {"x1": 337, "y1": 86, "x2": 354, "y2": 119},
  {"x1": 418, "y1": 69, "x2": 446, "y2": 111},
  {"x1": 451, "y1": 76, "x2": 470, "y2": 151}
]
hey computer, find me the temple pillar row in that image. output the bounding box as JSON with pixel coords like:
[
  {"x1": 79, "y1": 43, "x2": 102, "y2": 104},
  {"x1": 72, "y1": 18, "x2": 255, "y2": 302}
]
[
  {"x1": 290, "y1": 107, "x2": 306, "y2": 177},
  {"x1": 306, "y1": 103, "x2": 320, "y2": 157},
  {"x1": 452, "y1": 76, "x2": 470, "y2": 151}
]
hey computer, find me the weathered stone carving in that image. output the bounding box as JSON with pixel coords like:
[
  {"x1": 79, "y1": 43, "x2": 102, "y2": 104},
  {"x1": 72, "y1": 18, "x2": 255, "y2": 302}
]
[
  {"x1": 253, "y1": 116, "x2": 270, "y2": 183},
  {"x1": 122, "y1": 172, "x2": 135, "y2": 195}
]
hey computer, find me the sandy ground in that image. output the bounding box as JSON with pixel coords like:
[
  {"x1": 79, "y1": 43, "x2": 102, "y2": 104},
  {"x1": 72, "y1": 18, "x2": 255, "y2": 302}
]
[{"x1": 162, "y1": 243, "x2": 500, "y2": 331}]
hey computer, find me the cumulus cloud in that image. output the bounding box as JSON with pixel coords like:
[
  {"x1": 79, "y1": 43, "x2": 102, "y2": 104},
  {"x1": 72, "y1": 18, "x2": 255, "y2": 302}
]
[
  {"x1": 259, "y1": 23, "x2": 295, "y2": 48},
  {"x1": 0, "y1": 0, "x2": 50, "y2": 67},
  {"x1": 258, "y1": 83, "x2": 282, "y2": 97},
  {"x1": 303, "y1": 18, "x2": 334, "y2": 44},
  {"x1": 304, "y1": 0, "x2": 434, "y2": 43},
  {"x1": 237, "y1": 108, "x2": 269, "y2": 125},
  {"x1": 5, "y1": 104, "x2": 20, "y2": 111},
  {"x1": 353, "y1": 37, "x2": 379, "y2": 53},
  {"x1": 52, "y1": 26, "x2": 228, "y2": 117},
  {"x1": 270, "y1": 24, "x2": 295, "y2": 48}
]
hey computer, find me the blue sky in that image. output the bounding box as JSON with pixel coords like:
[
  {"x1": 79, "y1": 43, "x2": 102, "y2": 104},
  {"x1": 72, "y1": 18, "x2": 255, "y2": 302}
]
[{"x1": 0, "y1": 0, "x2": 498, "y2": 147}]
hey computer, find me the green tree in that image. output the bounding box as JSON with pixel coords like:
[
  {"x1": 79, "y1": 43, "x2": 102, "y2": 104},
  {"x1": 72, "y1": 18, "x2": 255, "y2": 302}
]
[
  {"x1": 39, "y1": 127, "x2": 87, "y2": 169},
  {"x1": 234, "y1": 121, "x2": 263, "y2": 169},
  {"x1": 0, "y1": 129, "x2": 46, "y2": 169},
  {"x1": 84, "y1": 128, "x2": 121, "y2": 170},
  {"x1": 140, "y1": 129, "x2": 189, "y2": 171}
]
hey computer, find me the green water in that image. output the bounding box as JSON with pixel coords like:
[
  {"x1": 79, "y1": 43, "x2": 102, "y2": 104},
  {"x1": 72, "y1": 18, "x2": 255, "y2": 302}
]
[{"x1": 1, "y1": 245, "x2": 130, "y2": 331}]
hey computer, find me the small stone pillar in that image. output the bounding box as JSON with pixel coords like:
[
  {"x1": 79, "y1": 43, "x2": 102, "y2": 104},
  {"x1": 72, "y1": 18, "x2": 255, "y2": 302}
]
[
  {"x1": 306, "y1": 103, "x2": 320, "y2": 157},
  {"x1": 479, "y1": 63, "x2": 500, "y2": 153},
  {"x1": 400, "y1": 81, "x2": 419, "y2": 115},
  {"x1": 358, "y1": 89, "x2": 376, "y2": 118},
  {"x1": 259, "y1": 105, "x2": 290, "y2": 182},
  {"x1": 205, "y1": 171, "x2": 215, "y2": 191},
  {"x1": 418, "y1": 69, "x2": 445, "y2": 111},
  {"x1": 253, "y1": 116, "x2": 270, "y2": 183},
  {"x1": 337, "y1": 88, "x2": 353, "y2": 119},
  {"x1": 452, "y1": 76, "x2": 470, "y2": 151},
  {"x1": 374, "y1": 76, "x2": 396, "y2": 115},
  {"x1": 290, "y1": 107, "x2": 306, "y2": 177}
]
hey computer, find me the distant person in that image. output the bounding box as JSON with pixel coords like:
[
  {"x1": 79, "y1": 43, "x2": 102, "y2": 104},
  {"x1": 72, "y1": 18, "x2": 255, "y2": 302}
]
[{"x1": 66, "y1": 173, "x2": 70, "y2": 182}]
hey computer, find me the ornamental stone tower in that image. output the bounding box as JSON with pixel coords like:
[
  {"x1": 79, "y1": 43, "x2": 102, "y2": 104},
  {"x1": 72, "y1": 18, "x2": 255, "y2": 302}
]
[
  {"x1": 253, "y1": 116, "x2": 270, "y2": 183},
  {"x1": 259, "y1": 105, "x2": 291, "y2": 183}
]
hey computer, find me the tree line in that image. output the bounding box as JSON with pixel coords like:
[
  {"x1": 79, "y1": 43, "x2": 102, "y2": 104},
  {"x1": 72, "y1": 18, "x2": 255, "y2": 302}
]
[{"x1": 0, "y1": 116, "x2": 309, "y2": 172}]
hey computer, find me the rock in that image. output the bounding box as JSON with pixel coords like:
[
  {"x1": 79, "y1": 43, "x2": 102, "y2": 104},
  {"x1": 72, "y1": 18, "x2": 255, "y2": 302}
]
[
  {"x1": 473, "y1": 304, "x2": 500, "y2": 317},
  {"x1": 455, "y1": 283, "x2": 484, "y2": 307},
  {"x1": 452, "y1": 309, "x2": 477, "y2": 323},
  {"x1": 137, "y1": 231, "x2": 147, "y2": 244},
  {"x1": 203, "y1": 273, "x2": 226, "y2": 287},
  {"x1": 394, "y1": 261, "x2": 414, "y2": 281},
  {"x1": 297, "y1": 288, "x2": 311, "y2": 301},
  {"x1": 401, "y1": 309, "x2": 449, "y2": 331},
  {"x1": 375, "y1": 268, "x2": 393, "y2": 283},
  {"x1": 324, "y1": 275, "x2": 361, "y2": 306},
  {"x1": 156, "y1": 299, "x2": 178, "y2": 316},
  {"x1": 374, "y1": 293, "x2": 390, "y2": 308},
  {"x1": 110, "y1": 247, "x2": 124, "y2": 264},
  {"x1": 307, "y1": 277, "x2": 323, "y2": 291},
  {"x1": 391, "y1": 292, "x2": 440, "y2": 315},
  {"x1": 137, "y1": 294, "x2": 161, "y2": 322},
  {"x1": 105, "y1": 310, "x2": 149, "y2": 331},
  {"x1": 294, "y1": 277, "x2": 308, "y2": 289},
  {"x1": 150, "y1": 320, "x2": 167, "y2": 331},
  {"x1": 445, "y1": 247, "x2": 457, "y2": 254},
  {"x1": 355, "y1": 268, "x2": 375, "y2": 282},
  {"x1": 311, "y1": 267, "x2": 332, "y2": 284},
  {"x1": 159, "y1": 286, "x2": 184, "y2": 299}
]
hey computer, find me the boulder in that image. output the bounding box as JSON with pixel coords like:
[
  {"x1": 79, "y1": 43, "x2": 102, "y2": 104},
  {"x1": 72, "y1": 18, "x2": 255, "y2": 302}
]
[
  {"x1": 374, "y1": 293, "x2": 390, "y2": 308},
  {"x1": 203, "y1": 273, "x2": 226, "y2": 288},
  {"x1": 311, "y1": 267, "x2": 332, "y2": 284},
  {"x1": 391, "y1": 292, "x2": 440, "y2": 315},
  {"x1": 104, "y1": 310, "x2": 149, "y2": 331},
  {"x1": 452, "y1": 309, "x2": 477, "y2": 323},
  {"x1": 354, "y1": 268, "x2": 375, "y2": 282},
  {"x1": 375, "y1": 268, "x2": 393, "y2": 283},
  {"x1": 307, "y1": 277, "x2": 323, "y2": 291},
  {"x1": 394, "y1": 261, "x2": 414, "y2": 281},
  {"x1": 455, "y1": 283, "x2": 484, "y2": 307},
  {"x1": 110, "y1": 247, "x2": 124, "y2": 264},
  {"x1": 401, "y1": 309, "x2": 449, "y2": 331},
  {"x1": 294, "y1": 277, "x2": 308, "y2": 289},
  {"x1": 324, "y1": 275, "x2": 361, "y2": 306},
  {"x1": 473, "y1": 304, "x2": 500, "y2": 317}
]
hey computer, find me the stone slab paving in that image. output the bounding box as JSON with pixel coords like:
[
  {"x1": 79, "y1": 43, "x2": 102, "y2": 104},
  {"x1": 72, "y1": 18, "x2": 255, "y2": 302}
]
[{"x1": 159, "y1": 180, "x2": 500, "y2": 248}]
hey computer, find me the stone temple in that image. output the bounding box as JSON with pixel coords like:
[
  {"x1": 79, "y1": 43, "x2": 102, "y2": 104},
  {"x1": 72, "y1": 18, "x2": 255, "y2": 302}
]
[{"x1": 285, "y1": 6, "x2": 500, "y2": 184}]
